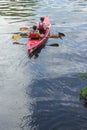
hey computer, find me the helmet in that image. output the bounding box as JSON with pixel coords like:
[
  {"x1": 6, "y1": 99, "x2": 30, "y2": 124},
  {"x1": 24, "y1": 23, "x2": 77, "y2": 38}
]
[{"x1": 33, "y1": 25, "x2": 37, "y2": 30}]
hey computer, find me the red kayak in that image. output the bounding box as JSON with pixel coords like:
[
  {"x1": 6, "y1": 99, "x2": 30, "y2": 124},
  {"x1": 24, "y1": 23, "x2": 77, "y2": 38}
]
[{"x1": 27, "y1": 16, "x2": 51, "y2": 56}]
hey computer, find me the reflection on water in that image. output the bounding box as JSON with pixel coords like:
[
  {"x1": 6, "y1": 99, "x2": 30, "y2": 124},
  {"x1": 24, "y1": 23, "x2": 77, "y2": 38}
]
[
  {"x1": 0, "y1": 0, "x2": 87, "y2": 130},
  {"x1": 28, "y1": 44, "x2": 46, "y2": 59},
  {"x1": 0, "y1": 0, "x2": 39, "y2": 23},
  {"x1": 21, "y1": 75, "x2": 87, "y2": 130}
]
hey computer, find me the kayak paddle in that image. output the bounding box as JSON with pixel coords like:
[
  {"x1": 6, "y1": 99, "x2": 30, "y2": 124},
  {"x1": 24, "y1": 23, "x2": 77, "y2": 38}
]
[
  {"x1": 20, "y1": 27, "x2": 29, "y2": 31},
  {"x1": 12, "y1": 35, "x2": 22, "y2": 40},
  {"x1": 12, "y1": 33, "x2": 28, "y2": 40},
  {"x1": 48, "y1": 33, "x2": 65, "y2": 39},
  {"x1": 13, "y1": 42, "x2": 59, "y2": 47},
  {"x1": 12, "y1": 33, "x2": 65, "y2": 40}
]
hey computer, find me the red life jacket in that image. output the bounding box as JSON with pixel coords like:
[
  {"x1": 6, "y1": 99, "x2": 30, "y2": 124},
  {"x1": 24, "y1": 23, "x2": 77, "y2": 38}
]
[
  {"x1": 29, "y1": 32, "x2": 37, "y2": 39},
  {"x1": 38, "y1": 22, "x2": 44, "y2": 30}
]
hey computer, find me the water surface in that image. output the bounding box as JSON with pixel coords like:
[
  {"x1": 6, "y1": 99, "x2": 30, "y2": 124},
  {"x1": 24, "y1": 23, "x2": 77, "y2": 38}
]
[{"x1": 0, "y1": 0, "x2": 87, "y2": 130}]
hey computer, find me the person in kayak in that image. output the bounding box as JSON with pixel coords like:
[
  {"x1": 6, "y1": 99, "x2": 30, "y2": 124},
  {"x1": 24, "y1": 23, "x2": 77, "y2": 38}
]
[
  {"x1": 37, "y1": 17, "x2": 49, "y2": 34},
  {"x1": 28, "y1": 25, "x2": 41, "y2": 39}
]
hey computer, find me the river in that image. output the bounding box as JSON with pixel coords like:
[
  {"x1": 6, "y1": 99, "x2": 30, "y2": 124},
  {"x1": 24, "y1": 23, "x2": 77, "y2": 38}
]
[{"x1": 0, "y1": 0, "x2": 87, "y2": 130}]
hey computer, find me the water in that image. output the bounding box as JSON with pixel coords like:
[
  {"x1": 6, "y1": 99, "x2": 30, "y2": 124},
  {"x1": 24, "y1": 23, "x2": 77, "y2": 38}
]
[{"x1": 0, "y1": 0, "x2": 87, "y2": 130}]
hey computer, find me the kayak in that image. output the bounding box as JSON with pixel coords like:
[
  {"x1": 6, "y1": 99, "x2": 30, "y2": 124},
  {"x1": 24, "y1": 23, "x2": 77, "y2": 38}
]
[{"x1": 27, "y1": 16, "x2": 51, "y2": 57}]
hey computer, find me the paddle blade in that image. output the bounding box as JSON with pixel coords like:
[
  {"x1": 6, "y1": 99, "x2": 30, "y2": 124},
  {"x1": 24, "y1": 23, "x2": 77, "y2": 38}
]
[
  {"x1": 20, "y1": 27, "x2": 29, "y2": 31},
  {"x1": 20, "y1": 33, "x2": 28, "y2": 37},
  {"x1": 49, "y1": 43, "x2": 59, "y2": 47},
  {"x1": 13, "y1": 42, "x2": 25, "y2": 45},
  {"x1": 12, "y1": 35, "x2": 22, "y2": 40},
  {"x1": 49, "y1": 33, "x2": 65, "y2": 39},
  {"x1": 58, "y1": 32, "x2": 65, "y2": 40},
  {"x1": 13, "y1": 42, "x2": 20, "y2": 44}
]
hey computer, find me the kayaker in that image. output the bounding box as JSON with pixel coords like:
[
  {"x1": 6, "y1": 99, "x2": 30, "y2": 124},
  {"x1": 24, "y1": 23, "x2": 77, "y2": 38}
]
[
  {"x1": 28, "y1": 25, "x2": 41, "y2": 39},
  {"x1": 37, "y1": 17, "x2": 49, "y2": 34}
]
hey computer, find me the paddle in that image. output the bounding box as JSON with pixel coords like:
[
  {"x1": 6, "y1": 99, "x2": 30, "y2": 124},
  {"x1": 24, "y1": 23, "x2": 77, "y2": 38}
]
[
  {"x1": 12, "y1": 32, "x2": 65, "y2": 40},
  {"x1": 12, "y1": 33, "x2": 28, "y2": 40},
  {"x1": 49, "y1": 33, "x2": 65, "y2": 39},
  {"x1": 20, "y1": 27, "x2": 29, "y2": 31},
  {"x1": 12, "y1": 35, "x2": 22, "y2": 40},
  {"x1": 13, "y1": 42, "x2": 59, "y2": 47}
]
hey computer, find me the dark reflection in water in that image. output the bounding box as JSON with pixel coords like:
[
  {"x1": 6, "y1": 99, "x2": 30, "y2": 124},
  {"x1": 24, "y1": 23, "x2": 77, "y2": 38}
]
[
  {"x1": 21, "y1": 75, "x2": 87, "y2": 130},
  {"x1": 0, "y1": 0, "x2": 39, "y2": 23},
  {"x1": 28, "y1": 43, "x2": 46, "y2": 59}
]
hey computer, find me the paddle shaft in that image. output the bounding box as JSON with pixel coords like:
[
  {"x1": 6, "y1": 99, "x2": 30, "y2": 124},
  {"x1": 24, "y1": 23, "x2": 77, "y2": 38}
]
[
  {"x1": 12, "y1": 33, "x2": 65, "y2": 40},
  {"x1": 13, "y1": 42, "x2": 59, "y2": 47}
]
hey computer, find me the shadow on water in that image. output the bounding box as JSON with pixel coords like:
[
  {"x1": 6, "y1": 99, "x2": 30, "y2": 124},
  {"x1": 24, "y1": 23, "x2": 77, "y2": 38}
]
[
  {"x1": 20, "y1": 74, "x2": 87, "y2": 130},
  {"x1": 13, "y1": 38, "x2": 59, "y2": 59},
  {"x1": 28, "y1": 43, "x2": 46, "y2": 59},
  {"x1": 28, "y1": 42, "x2": 59, "y2": 59}
]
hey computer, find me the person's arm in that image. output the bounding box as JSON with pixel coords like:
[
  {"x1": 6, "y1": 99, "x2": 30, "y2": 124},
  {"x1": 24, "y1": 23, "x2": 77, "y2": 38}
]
[
  {"x1": 37, "y1": 22, "x2": 39, "y2": 29},
  {"x1": 43, "y1": 23, "x2": 50, "y2": 30},
  {"x1": 48, "y1": 24, "x2": 51, "y2": 28},
  {"x1": 36, "y1": 31, "x2": 41, "y2": 38},
  {"x1": 43, "y1": 23, "x2": 47, "y2": 30},
  {"x1": 28, "y1": 31, "x2": 33, "y2": 38},
  {"x1": 28, "y1": 32, "x2": 31, "y2": 38}
]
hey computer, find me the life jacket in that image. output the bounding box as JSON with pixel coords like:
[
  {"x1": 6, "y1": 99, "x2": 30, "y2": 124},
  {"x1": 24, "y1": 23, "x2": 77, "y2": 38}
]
[
  {"x1": 38, "y1": 22, "x2": 44, "y2": 30},
  {"x1": 29, "y1": 33, "x2": 37, "y2": 39},
  {"x1": 29, "y1": 30, "x2": 40, "y2": 39}
]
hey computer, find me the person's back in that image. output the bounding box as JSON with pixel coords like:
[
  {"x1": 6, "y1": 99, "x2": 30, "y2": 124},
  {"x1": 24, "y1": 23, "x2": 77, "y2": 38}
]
[
  {"x1": 29, "y1": 25, "x2": 40, "y2": 39},
  {"x1": 37, "y1": 17, "x2": 48, "y2": 34}
]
